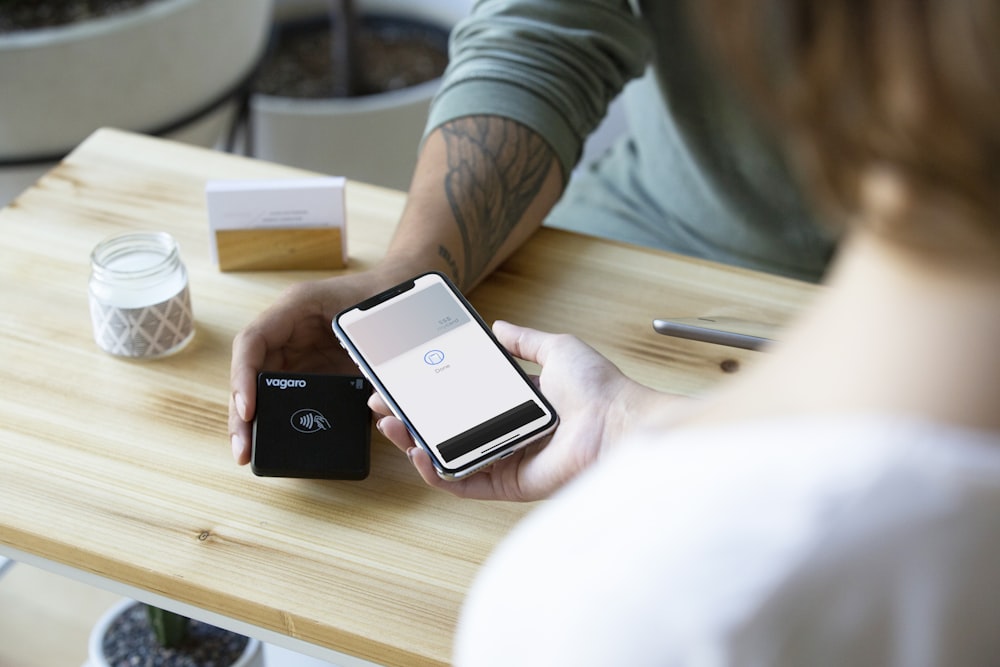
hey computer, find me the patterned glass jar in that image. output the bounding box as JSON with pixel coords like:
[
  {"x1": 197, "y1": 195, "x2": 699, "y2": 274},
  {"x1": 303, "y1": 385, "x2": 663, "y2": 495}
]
[{"x1": 88, "y1": 232, "x2": 195, "y2": 358}]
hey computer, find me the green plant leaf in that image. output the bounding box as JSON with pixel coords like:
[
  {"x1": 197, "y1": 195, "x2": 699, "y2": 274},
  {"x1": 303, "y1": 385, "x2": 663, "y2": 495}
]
[{"x1": 146, "y1": 605, "x2": 189, "y2": 648}]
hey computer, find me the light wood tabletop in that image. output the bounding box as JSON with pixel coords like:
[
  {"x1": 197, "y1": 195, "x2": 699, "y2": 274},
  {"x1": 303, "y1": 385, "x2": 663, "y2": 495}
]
[{"x1": 0, "y1": 128, "x2": 818, "y2": 666}]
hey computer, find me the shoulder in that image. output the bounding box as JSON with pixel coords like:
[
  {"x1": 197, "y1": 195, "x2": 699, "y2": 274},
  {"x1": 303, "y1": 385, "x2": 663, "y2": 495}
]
[{"x1": 455, "y1": 417, "x2": 1000, "y2": 666}]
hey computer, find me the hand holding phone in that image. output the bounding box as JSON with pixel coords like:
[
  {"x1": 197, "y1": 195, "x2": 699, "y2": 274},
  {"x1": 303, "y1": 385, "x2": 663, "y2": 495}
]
[
  {"x1": 369, "y1": 319, "x2": 666, "y2": 502},
  {"x1": 333, "y1": 272, "x2": 559, "y2": 480}
]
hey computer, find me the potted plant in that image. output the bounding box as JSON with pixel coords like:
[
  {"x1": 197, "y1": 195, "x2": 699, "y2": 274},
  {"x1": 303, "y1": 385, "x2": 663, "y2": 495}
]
[
  {"x1": 88, "y1": 598, "x2": 263, "y2": 667},
  {"x1": 0, "y1": 0, "x2": 273, "y2": 204},
  {"x1": 238, "y1": 0, "x2": 470, "y2": 191}
]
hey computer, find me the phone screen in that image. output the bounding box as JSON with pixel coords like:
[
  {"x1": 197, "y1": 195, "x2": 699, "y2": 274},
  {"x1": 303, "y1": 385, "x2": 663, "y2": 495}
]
[{"x1": 333, "y1": 272, "x2": 557, "y2": 478}]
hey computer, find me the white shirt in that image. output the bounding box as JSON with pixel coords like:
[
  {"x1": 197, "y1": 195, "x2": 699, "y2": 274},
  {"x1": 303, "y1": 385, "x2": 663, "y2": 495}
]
[{"x1": 454, "y1": 417, "x2": 1000, "y2": 666}]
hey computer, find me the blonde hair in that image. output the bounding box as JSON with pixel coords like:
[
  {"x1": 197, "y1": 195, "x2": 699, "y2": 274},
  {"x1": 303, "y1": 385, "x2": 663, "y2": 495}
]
[{"x1": 697, "y1": 0, "x2": 1000, "y2": 246}]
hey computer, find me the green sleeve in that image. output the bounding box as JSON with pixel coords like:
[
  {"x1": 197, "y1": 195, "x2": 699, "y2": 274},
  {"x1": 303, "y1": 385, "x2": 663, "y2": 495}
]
[{"x1": 423, "y1": 0, "x2": 652, "y2": 181}]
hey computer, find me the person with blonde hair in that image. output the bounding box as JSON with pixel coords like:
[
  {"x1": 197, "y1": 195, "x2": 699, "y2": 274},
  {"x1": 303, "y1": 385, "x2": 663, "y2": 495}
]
[{"x1": 371, "y1": 0, "x2": 1000, "y2": 663}]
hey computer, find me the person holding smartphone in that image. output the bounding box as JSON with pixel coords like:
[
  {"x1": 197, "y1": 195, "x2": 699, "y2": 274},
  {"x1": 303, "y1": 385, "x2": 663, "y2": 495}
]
[
  {"x1": 374, "y1": 0, "x2": 1000, "y2": 663},
  {"x1": 227, "y1": 0, "x2": 837, "y2": 466}
]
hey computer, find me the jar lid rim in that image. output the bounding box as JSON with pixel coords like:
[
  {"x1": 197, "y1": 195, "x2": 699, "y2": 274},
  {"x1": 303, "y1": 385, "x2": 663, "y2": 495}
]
[{"x1": 90, "y1": 231, "x2": 181, "y2": 279}]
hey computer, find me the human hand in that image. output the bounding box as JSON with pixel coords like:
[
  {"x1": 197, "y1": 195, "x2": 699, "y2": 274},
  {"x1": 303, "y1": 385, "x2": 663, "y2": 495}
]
[
  {"x1": 370, "y1": 320, "x2": 665, "y2": 501},
  {"x1": 228, "y1": 269, "x2": 406, "y2": 465}
]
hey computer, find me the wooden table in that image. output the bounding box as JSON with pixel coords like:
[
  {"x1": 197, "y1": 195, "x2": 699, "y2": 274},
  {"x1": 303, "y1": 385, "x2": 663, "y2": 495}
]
[{"x1": 0, "y1": 128, "x2": 817, "y2": 666}]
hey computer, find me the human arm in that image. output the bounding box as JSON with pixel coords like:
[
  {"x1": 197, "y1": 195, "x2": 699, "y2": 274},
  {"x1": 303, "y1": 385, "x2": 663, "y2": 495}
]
[
  {"x1": 228, "y1": 120, "x2": 564, "y2": 464},
  {"x1": 229, "y1": 0, "x2": 651, "y2": 464}
]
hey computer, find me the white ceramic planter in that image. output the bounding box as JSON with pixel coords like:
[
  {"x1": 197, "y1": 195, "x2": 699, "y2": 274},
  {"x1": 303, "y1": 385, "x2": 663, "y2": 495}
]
[
  {"x1": 249, "y1": 0, "x2": 472, "y2": 191},
  {"x1": 0, "y1": 0, "x2": 273, "y2": 204},
  {"x1": 87, "y1": 598, "x2": 264, "y2": 667}
]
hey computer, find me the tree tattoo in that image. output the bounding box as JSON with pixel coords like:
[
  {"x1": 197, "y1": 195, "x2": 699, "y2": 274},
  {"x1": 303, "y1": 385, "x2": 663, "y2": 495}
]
[{"x1": 439, "y1": 117, "x2": 554, "y2": 287}]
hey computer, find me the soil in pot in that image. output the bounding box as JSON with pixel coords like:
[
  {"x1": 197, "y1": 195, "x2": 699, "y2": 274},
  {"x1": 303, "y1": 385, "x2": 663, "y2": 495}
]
[
  {"x1": 252, "y1": 12, "x2": 450, "y2": 99},
  {"x1": 101, "y1": 601, "x2": 249, "y2": 667},
  {"x1": 0, "y1": 0, "x2": 162, "y2": 33}
]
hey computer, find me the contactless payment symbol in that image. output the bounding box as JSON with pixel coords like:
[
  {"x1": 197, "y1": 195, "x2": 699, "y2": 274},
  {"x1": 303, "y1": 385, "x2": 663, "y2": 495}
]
[
  {"x1": 423, "y1": 349, "x2": 445, "y2": 365},
  {"x1": 291, "y1": 408, "x2": 331, "y2": 433}
]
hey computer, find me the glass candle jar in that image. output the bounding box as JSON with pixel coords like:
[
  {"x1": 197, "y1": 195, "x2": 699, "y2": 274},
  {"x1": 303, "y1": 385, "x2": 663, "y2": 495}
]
[{"x1": 88, "y1": 231, "x2": 195, "y2": 358}]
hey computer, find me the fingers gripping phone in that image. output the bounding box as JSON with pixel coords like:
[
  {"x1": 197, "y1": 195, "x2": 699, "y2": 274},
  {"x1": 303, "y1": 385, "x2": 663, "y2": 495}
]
[{"x1": 333, "y1": 272, "x2": 559, "y2": 480}]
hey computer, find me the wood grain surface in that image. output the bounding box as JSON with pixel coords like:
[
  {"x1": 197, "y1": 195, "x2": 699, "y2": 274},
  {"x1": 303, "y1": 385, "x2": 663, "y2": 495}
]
[
  {"x1": 216, "y1": 227, "x2": 345, "y2": 271},
  {"x1": 0, "y1": 128, "x2": 818, "y2": 666}
]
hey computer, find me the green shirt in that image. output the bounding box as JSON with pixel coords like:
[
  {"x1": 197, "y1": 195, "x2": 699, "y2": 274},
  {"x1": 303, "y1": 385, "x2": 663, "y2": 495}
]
[{"x1": 424, "y1": 0, "x2": 837, "y2": 281}]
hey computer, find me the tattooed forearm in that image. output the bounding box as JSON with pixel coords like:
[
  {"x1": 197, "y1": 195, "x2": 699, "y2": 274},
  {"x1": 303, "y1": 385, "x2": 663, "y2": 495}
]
[
  {"x1": 438, "y1": 117, "x2": 555, "y2": 288},
  {"x1": 438, "y1": 245, "x2": 461, "y2": 283}
]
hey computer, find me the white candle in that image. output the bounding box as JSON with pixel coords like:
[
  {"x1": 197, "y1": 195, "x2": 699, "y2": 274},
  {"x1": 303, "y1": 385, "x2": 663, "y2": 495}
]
[{"x1": 88, "y1": 232, "x2": 195, "y2": 358}]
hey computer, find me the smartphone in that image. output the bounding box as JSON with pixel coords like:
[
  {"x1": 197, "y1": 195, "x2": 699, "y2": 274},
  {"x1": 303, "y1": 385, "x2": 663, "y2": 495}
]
[
  {"x1": 333, "y1": 271, "x2": 559, "y2": 480},
  {"x1": 652, "y1": 316, "x2": 777, "y2": 351}
]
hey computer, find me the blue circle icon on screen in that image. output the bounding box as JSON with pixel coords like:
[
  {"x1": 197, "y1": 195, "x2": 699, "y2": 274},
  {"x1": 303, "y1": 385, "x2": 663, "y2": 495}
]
[{"x1": 424, "y1": 350, "x2": 445, "y2": 365}]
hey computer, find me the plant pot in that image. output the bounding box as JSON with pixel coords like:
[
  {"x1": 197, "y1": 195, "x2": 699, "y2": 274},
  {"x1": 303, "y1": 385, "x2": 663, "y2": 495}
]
[
  {"x1": 86, "y1": 598, "x2": 264, "y2": 667},
  {"x1": 245, "y1": 0, "x2": 470, "y2": 191},
  {"x1": 0, "y1": 0, "x2": 273, "y2": 204}
]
